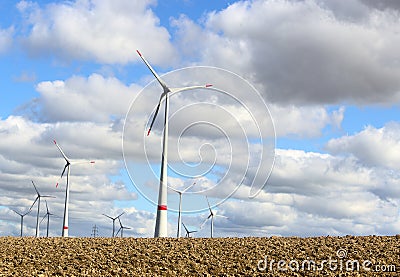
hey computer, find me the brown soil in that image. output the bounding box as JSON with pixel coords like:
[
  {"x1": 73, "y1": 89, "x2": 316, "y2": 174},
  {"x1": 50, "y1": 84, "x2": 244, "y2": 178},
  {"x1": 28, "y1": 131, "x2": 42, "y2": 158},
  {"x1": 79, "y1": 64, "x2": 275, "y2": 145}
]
[{"x1": 0, "y1": 236, "x2": 398, "y2": 276}]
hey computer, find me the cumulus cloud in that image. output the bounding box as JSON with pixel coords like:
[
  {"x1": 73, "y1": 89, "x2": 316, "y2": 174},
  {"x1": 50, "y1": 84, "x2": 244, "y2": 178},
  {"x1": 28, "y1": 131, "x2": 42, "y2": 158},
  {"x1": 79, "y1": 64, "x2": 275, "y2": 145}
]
[
  {"x1": 270, "y1": 105, "x2": 344, "y2": 137},
  {"x1": 21, "y1": 73, "x2": 140, "y2": 123},
  {"x1": 0, "y1": 115, "x2": 148, "y2": 237},
  {"x1": 17, "y1": 0, "x2": 176, "y2": 65},
  {"x1": 326, "y1": 122, "x2": 400, "y2": 169},
  {"x1": 214, "y1": 146, "x2": 400, "y2": 236},
  {"x1": 359, "y1": 0, "x2": 400, "y2": 11},
  {"x1": 173, "y1": 0, "x2": 400, "y2": 105}
]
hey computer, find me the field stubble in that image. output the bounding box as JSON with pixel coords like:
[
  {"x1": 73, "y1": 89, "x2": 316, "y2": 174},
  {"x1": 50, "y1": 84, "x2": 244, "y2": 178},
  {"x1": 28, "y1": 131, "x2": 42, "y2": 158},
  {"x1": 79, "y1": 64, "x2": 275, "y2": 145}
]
[{"x1": 0, "y1": 235, "x2": 399, "y2": 276}]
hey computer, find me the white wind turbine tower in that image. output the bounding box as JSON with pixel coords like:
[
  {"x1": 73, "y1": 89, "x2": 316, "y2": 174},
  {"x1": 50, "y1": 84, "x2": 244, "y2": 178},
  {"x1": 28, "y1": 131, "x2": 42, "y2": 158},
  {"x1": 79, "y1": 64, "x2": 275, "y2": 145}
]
[
  {"x1": 169, "y1": 182, "x2": 196, "y2": 238},
  {"x1": 54, "y1": 140, "x2": 95, "y2": 237},
  {"x1": 200, "y1": 196, "x2": 228, "y2": 238},
  {"x1": 12, "y1": 208, "x2": 31, "y2": 237},
  {"x1": 136, "y1": 50, "x2": 212, "y2": 238},
  {"x1": 30, "y1": 180, "x2": 54, "y2": 238}
]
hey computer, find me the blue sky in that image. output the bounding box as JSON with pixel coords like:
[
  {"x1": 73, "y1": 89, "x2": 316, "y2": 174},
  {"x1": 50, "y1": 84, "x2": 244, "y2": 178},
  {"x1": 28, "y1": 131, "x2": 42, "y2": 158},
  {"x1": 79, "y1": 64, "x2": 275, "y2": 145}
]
[{"x1": 1, "y1": 0, "x2": 400, "y2": 238}]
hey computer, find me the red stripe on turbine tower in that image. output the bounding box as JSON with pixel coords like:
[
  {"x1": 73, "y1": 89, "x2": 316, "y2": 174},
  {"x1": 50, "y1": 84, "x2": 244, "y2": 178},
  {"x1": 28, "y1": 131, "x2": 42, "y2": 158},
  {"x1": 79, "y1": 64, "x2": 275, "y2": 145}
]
[
  {"x1": 158, "y1": 205, "x2": 167, "y2": 211},
  {"x1": 63, "y1": 226, "x2": 68, "y2": 230}
]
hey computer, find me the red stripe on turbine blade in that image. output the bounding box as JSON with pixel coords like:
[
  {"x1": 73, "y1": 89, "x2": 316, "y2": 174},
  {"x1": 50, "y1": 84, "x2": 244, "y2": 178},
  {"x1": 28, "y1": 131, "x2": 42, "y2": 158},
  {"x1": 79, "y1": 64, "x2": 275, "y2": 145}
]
[
  {"x1": 63, "y1": 226, "x2": 68, "y2": 230},
  {"x1": 53, "y1": 140, "x2": 57, "y2": 144},
  {"x1": 90, "y1": 161, "x2": 95, "y2": 164},
  {"x1": 147, "y1": 129, "x2": 151, "y2": 136},
  {"x1": 158, "y1": 205, "x2": 167, "y2": 211},
  {"x1": 136, "y1": 50, "x2": 141, "y2": 56},
  {"x1": 56, "y1": 183, "x2": 59, "y2": 188},
  {"x1": 206, "y1": 84, "x2": 213, "y2": 87}
]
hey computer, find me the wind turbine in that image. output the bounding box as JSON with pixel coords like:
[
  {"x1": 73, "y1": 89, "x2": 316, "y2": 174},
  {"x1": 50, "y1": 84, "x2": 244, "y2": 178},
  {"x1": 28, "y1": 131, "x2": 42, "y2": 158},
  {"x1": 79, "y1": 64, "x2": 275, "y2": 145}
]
[
  {"x1": 30, "y1": 180, "x2": 54, "y2": 238},
  {"x1": 54, "y1": 140, "x2": 95, "y2": 237},
  {"x1": 169, "y1": 182, "x2": 196, "y2": 238},
  {"x1": 182, "y1": 222, "x2": 197, "y2": 238},
  {"x1": 40, "y1": 200, "x2": 54, "y2": 237},
  {"x1": 200, "y1": 196, "x2": 227, "y2": 238},
  {"x1": 137, "y1": 50, "x2": 212, "y2": 238},
  {"x1": 12, "y1": 208, "x2": 31, "y2": 237},
  {"x1": 116, "y1": 217, "x2": 131, "y2": 238},
  {"x1": 102, "y1": 212, "x2": 125, "y2": 238}
]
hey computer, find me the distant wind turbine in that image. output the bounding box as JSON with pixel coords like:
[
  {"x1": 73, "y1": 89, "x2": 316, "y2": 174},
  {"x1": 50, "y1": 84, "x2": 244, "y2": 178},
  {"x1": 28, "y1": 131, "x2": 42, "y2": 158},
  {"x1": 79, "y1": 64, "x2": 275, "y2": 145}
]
[
  {"x1": 54, "y1": 140, "x2": 95, "y2": 237},
  {"x1": 182, "y1": 222, "x2": 197, "y2": 238},
  {"x1": 40, "y1": 200, "x2": 54, "y2": 237},
  {"x1": 30, "y1": 180, "x2": 54, "y2": 238},
  {"x1": 200, "y1": 196, "x2": 228, "y2": 238},
  {"x1": 12, "y1": 208, "x2": 31, "y2": 237},
  {"x1": 103, "y1": 212, "x2": 125, "y2": 238},
  {"x1": 116, "y1": 217, "x2": 131, "y2": 238},
  {"x1": 169, "y1": 182, "x2": 196, "y2": 238},
  {"x1": 137, "y1": 50, "x2": 212, "y2": 238}
]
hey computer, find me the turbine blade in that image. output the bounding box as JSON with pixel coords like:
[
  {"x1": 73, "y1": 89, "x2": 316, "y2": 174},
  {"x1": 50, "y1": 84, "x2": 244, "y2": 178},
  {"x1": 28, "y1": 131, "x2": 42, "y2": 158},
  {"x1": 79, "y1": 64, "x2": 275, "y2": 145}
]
[
  {"x1": 206, "y1": 196, "x2": 212, "y2": 214},
  {"x1": 31, "y1": 180, "x2": 39, "y2": 195},
  {"x1": 216, "y1": 214, "x2": 228, "y2": 219},
  {"x1": 118, "y1": 217, "x2": 122, "y2": 227},
  {"x1": 115, "y1": 227, "x2": 122, "y2": 237},
  {"x1": 41, "y1": 195, "x2": 56, "y2": 198},
  {"x1": 168, "y1": 186, "x2": 181, "y2": 194},
  {"x1": 56, "y1": 176, "x2": 61, "y2": 188},
  {"x1": 147, "y1": 97, "x2": 162, "y2": 136},
  {"x1": 71, "y1": 160, "x2": 95, "y2": 165},
  {"x1": 30, "y1": 197, "x2": 39, "y2": 211},
  {"x1": 182, "y1": 182, "x2": 196, "y2": 193},
  {"x1": 23, "y1": 209, "x2": 31, "y2": 216},
  {"x1": 45, "y1": 200, "x2": 49, "y2": 213},
  {"x1": 102, "y1": 214, "x2": 113, "y2": 220},
  {"x1": 200, "y1": 217, "x2": 209, "y2": 229},
  {"x1": 40, "y1": 214, "x2": 47, "y2": 224},
  {"x1": 117, "y1": 212, "x2": 125, "y2": 219},
  {"x1": 136, "y1": 50, "x2": 169, "y2": 91},
  {"x1": 54, "y1": 140, "x2": 70, "y2": 162},
  {"x1": 170, "y1": 84, "x2": 213, "y2": 94},
  {"x1": 60, "y1": 163, "x2": 68, "y2": 178},
  {"x1": 12, "y1": 209, "x2": 23, "y2": 217},
  {"x1": 182, "y1": 222, "x2": 189, "y2": 233}
]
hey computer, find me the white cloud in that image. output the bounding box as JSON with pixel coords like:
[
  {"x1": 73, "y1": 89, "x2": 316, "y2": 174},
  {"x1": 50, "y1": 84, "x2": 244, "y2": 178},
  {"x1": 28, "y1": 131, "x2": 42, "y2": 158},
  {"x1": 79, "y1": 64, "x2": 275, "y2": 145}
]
[
  {"x1": 173, "y1": 0, "x2": 400, "y2": 105},
  {"x1": 22, "y1": 73, "x2": 140, "y2": 123},
  {"x1": 0, "y1": 115, "x2": 148, "y2": 237},
  {"x1": 18, "y1": 0, "x2": 176, "y2": 65},
  {"x1": 270, "y1": 105, "x2": 344, "y2": 137},
  {"x1": 0, "y1": 26, "x2": 13, "y2": 53},
  {"x1": 326, "y1": 122, "x2": 400, "y2": 169}
]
